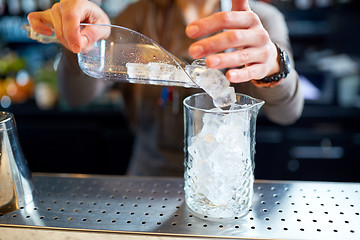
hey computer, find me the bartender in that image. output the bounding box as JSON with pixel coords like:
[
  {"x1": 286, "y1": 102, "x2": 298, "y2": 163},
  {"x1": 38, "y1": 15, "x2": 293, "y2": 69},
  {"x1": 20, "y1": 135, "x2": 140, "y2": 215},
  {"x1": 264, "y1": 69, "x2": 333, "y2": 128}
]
[{"x1": 27, "y1": 0, "x2": 303, "y2": 176}]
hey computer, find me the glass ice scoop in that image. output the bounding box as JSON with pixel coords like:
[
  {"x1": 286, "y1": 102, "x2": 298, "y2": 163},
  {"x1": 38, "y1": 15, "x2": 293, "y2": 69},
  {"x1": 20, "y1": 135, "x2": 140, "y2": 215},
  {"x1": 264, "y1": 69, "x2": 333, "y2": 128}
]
[
  {"x1": 25, "y1": 23, "x2": 197, "y2": 87},
  {"x1": 78, "y1": 23, "x2": 202, "y2": 87},
  {"x1": 24, "y1": 23, "x2": 237, "y2": 107}
]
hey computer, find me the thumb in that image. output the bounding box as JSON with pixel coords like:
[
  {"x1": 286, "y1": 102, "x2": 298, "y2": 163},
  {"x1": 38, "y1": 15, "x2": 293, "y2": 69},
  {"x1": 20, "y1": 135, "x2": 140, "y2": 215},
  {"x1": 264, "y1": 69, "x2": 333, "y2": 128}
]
[
  {"x1": 231, "y1": 0, "x2": 251, "y2": 11},
  {"x1": 79, "y1": 24, "x2": 111, "y2": 53}
]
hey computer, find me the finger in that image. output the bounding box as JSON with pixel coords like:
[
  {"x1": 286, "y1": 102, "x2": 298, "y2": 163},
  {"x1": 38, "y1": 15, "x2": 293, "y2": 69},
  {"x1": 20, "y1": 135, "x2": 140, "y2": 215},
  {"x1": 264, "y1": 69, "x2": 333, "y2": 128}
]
[
  {"x1": 79, "y1": 24, "x2": 111, "y2": 52},
  {"x1": 79, "y1": 3, "x2": 111, "y2": 50},
  {"x1": 60, "y1": 0, "x2": 111, "y2": 53},
  {"x1": 206, "y1": 48, "x2": 270, "y2": 69},
  {"x1": 232, "y1": 0, "x2": 251, "y2": 11},
  {"x1": 226, "y1": 64, "x2": 268, "y2": 83},
  {"x1": 49, "y1": 4, "x2": 70, "y2": 49},
  {"x1": 27, "y1": 11, "x2": 54, "y2": 36},
  {"x1": 59, "y1": 0, "x2": 84, "y2": 53},
  {"x1": 189, "y1": 28, "x2": 269, "y2": 59},
  {"x1": 186, "y1": 11, "x2": 258, "y2": 39}
]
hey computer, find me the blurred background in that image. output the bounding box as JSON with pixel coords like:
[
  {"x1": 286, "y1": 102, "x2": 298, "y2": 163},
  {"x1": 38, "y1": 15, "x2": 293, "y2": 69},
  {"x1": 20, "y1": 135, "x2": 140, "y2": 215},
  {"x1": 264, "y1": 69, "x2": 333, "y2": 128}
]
[{"x1": 0, "y1": 0, "x2": 359, "y2": 182}]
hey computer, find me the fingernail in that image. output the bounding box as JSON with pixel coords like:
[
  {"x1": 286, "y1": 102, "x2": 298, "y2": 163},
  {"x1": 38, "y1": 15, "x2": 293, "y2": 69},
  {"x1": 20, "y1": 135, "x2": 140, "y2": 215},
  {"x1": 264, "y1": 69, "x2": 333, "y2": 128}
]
[
  {"x1": 208, "y1": 56, "x2": 221, "y2": 68},
  {"x1": 186, "y1": 25, "x2": 199, "y2": 37},
  {"x1": 228, "y1": 71, "x2": 238, "y2": 81},
  {"x1": 70, "y1": 43, "x2": 80, "y2": 53},
  {"x1": 80, "y1": 36, "x2": 89, "y2": 50},
  {"x1": 190, "y1": 45, "x2": 203, "y2": 58},
  {"x1": 44, "y1": 29, "x2": 54, "y2": 36}
]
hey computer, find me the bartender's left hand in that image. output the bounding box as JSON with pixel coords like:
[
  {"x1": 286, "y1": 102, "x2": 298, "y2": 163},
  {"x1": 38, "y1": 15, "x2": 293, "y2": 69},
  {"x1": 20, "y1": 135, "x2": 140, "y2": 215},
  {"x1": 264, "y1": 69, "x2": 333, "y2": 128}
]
[
  {"x1": 27, "y1": 0, "x2": 110, "y2": 53},
  {"x1": 186, "y1": 0, "x2": 279, "y2": 83}
]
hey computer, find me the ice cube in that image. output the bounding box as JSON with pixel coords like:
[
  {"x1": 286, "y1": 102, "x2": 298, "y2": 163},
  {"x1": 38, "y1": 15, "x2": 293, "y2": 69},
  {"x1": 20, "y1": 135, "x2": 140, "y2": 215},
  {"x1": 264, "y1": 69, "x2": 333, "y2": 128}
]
[
  {"x1": 223, "y1": 110, "x2": 250, "y2": 130},
  {"x1": 187, "y1": 132, "x2": 218, "y2": 160},
  {"x1": 189, "y1": 67, "x2": 230, "y2": 98},
  {"x1": 191, "y1": 154, "x2": 213, "y2": 186},
  {"x1": 229, "y1": 103, "x2": 251, "y2": 111},
  {"x1": 204, "y1": 145, "x2": 247, "y2": 205},
  {"x1": 187, "y1": 135, "x2": 217, "y2": 200},
  {"x1": 201, "y1": 110, "x2": 225, "y2": 134},
  {"x1": 191, "y1": 58, "x2": 207, "y2": 66},
  {"x1": 185, "y1": 64, "x2": 207, "y2": 80},
  {"x1": 201, "y1": 69, "x2": 230, "y2": 98},
  {"x1": 206, "y1": 180, "x2": 232, "y2": 205},
  {"x1": 213, "y1": 87, "x2": 236, "y2": 108},
  {"x1": 216, "y1": 124, "x2": 249, "y2": 150},
  {"x1": 174, "y1": 67, "x2": 192, "y2": 85},
  {"x1": 148, "y1": 62, "x2": 176, "y2": 81},
  {"x1": 126, "y1": 63, "x2": 149, "y2": 79}
]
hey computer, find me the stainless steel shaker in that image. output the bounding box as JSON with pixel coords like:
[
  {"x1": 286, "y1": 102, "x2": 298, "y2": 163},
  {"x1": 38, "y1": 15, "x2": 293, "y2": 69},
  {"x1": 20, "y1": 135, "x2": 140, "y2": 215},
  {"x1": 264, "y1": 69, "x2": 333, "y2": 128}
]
[{"x1": 0, "y1": 112, "x2": 33, "y2": 214}]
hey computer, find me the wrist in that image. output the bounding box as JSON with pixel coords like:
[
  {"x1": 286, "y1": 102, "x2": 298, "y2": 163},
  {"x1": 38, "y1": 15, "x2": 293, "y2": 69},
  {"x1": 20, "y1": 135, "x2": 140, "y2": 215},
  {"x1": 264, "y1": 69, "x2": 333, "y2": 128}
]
[
  {"x1": 253, "y1": 44, "x2": 291, "y2": 88},
  {"x1": 267, "y1": 43, "x2": 281, "y2": 76}
]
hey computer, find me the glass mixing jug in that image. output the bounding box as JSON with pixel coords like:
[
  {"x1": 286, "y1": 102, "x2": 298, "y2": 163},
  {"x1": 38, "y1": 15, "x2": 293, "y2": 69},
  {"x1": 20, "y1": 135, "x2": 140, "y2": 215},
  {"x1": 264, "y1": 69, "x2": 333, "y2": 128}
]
[{"x1": 183, "y1": 93, "x2": 264, "y2": 221}]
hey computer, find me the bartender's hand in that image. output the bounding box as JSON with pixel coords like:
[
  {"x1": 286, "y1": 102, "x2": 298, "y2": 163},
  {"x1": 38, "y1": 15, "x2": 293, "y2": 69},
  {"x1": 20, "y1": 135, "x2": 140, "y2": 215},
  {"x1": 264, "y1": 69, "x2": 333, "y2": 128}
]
[
  {"x1": 186, "y1": 0, "x2": 279, "y2": 83},
  {"x1": 27, "y1": 0, "x2": 110, "y2": 53}
]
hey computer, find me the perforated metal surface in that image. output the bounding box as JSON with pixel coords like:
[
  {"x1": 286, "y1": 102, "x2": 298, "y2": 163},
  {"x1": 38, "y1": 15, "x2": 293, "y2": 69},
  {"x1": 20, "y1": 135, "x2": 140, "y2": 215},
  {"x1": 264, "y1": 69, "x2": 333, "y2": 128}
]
[{"x1": 0, "y1": 174, "x2": 359, "y2": 239}]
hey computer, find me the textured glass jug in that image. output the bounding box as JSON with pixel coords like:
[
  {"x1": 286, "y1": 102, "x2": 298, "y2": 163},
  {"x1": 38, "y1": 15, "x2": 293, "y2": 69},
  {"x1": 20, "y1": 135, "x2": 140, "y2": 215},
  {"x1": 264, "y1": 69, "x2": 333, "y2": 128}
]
[{"x1": 183, "y1": 93, "x2": 264, "y2": 221}]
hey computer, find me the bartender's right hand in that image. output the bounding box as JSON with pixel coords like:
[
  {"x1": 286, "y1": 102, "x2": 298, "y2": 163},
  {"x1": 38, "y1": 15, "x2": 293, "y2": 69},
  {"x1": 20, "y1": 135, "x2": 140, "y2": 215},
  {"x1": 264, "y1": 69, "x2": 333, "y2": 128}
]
[{"x1": 27, "y1": 0, "x2": 111, "y2": 53}]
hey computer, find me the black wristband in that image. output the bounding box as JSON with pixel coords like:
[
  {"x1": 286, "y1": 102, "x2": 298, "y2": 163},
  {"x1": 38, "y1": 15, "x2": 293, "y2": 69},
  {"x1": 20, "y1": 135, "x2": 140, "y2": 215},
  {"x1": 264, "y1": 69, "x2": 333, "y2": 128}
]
[{"x1": 257, "y1": 44, "x2": 291, "y2": 83}]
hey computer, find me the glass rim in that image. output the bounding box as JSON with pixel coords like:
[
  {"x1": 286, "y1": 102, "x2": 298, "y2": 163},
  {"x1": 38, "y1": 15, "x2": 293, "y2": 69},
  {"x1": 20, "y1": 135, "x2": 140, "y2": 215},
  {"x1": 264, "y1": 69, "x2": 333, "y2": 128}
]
[{"x1": 183, "y1": 92, "x2": 264, "y2": 113}]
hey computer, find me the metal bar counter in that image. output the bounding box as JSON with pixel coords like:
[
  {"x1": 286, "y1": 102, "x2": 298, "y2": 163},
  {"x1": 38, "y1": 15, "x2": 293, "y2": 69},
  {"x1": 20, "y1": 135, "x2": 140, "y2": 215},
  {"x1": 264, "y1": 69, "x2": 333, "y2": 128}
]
[{"x1": 0, "y1": 173, "x2": 359, "y2": 240}]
